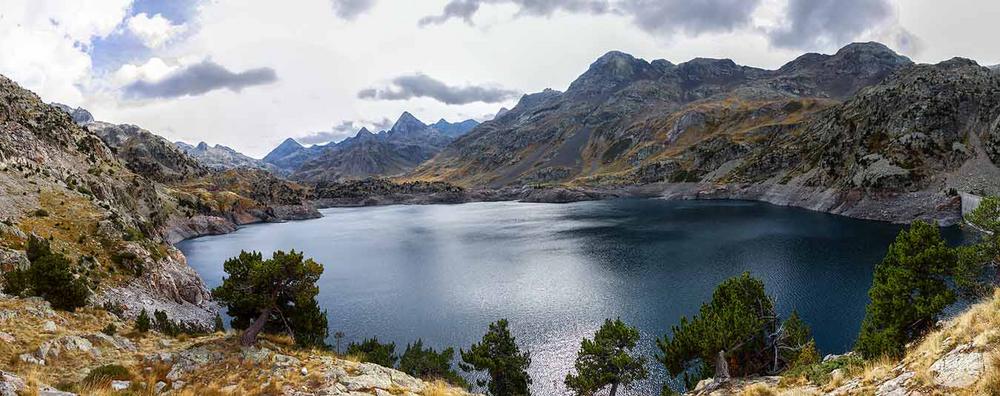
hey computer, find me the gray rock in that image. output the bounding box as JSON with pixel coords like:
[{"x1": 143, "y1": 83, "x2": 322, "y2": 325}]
[
  {"x1": 42, "y1": 320, "x2": 56, "y2": 332},
  {"x1": 930, "y1": 345, "x2": 984, "y2": 388},
  {"x1": 0, "y1": 371, "x2": 26, "y2": 396},
  {"x1": 154, "y1": 381, "x2": 167, "y2": 393},
  {"x1": 19, "y1": 353, "x2": 44, "y2": 365},
  {"x1": 110, "y1": 380, "x2": 130, "y2": 391},
  {"x1": 0, "y1": 331, "x2": 14, "y2": 343},
  {"x1": 38, "y1": 386, "x2": 76, "y2": 396},
  {"x1": 875, "y1": 371, "x2": 914, "y2": 396}
]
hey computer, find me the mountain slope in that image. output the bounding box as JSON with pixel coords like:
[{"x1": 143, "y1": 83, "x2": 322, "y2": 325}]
[
  {"x1": 411, "y1": 43, "x2": 1000, "y2": 223},
  {"x1": 1, "y1": 74, "x2": 319, "y2": 327}
]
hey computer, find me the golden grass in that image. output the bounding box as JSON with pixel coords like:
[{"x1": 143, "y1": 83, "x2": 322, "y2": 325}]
[{"x1": 739, "y1": 383, "x2": 777, "y2": 396}]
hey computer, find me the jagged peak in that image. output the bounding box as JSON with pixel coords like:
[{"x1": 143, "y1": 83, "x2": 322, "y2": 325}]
[
  {"x1": 390, "y1": 111, "x2": 428, "y2": 134},
  {"x1": 356, "y1": 127, "x2": 374, "y2": 136},
  {"x1": 279, "y1": 137, "x2": 303, "y2": 148},
  {"x1": 196, "y1": 141, "x2": 210, "y2": 150}
]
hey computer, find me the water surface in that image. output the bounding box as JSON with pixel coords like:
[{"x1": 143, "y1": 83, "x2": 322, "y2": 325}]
[{"x1": 178, "y1": 199, "x2": 966, "y2": 395}]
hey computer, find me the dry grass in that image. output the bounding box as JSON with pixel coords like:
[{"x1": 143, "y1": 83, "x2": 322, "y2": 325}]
[
  {"x1": 976, "y1": 353, "x2": 1000, "y2": 395},
  {"x1": 739, "y1": 383, "x2": 777, "y2": 396}
]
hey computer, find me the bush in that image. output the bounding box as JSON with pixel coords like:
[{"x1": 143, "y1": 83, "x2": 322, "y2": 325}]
[
  {"x1": 82, "y1": 364, "x2": 132, "y2": 386},
  {"x1": 33, "y1": 209, "x2": 49, "y2": 217},
  {"x1": 102, "y1": 323, "x2": 117, "y2": 336},
  {"x1": 656, "y1": 273, "x2": 813, "y2": 388},
  {"x1": 136, "y1": 309, "x2": 151, "y2": 333},
  {"x1": 855, "y1": 221, "x2": 957, "y2": 359},
  {"x1": 347, "y1": 337, "x2": 398, "y2": 367},
  {"x1": 399, "y1": 339, "x2": 468, "y2": 388},
  {"x1": 214, "y1": 314, "x2": 225, "y2": 333},
  {"x1": 3, "y1": 236, "x2": 89, "y2": 311},
  {"x1": 565, "y1": 318, "x2": 647, "y2": 396}
]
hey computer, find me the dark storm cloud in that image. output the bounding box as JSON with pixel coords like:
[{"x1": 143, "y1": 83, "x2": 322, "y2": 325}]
[
  {"x1": 769, "y1": 0, "x2": 896, "y2": 50},
  {"x1": 124, "y1": 60, "x2": 277, "y2": 99},
  {"x1": 419, "y1": 0, "x2": 760, "y2": 36},
  {"x1": 331, "y1": 0, "x2": 376, "y2": 20},
  {"x1": 358, "y1": 74, "x2": 519, "y2": 105},
  {"x1": 419, "y1": 0, "x2": 611, "y2": 26},
  {"x1": 620, "y1": 0, "x2": 761, "y2": 35}
]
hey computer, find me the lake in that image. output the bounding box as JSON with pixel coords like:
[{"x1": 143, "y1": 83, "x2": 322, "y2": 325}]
[{"x1": 177, "y1": 199, "x2": 967, "y2": 395}]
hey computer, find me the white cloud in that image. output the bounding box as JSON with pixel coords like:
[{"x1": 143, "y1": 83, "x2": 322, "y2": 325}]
[
  {"x1": 127, "y1": 13, "x2": 187, "y2": 48},
  {"x1": 0, "y1": 0, "x2": 132, "y2": 104},
  {"x1": 113, "y1": 57, "x2": 178, "y2": 87}
]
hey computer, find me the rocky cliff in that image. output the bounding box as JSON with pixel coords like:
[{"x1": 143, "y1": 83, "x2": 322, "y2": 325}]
[
  {"x1": 412, "y1": 42, "x2": 1000, "y2": 224},
  {"x1": 1, "y1": 75, "x2": 319, "y2": 329}
]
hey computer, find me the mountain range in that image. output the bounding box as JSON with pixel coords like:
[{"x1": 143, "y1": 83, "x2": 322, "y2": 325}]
[
  {"x1": 409, "y1": 42, "x2": 1000, "y2": 223},
  {"x1": 262, "y1": 113, "x2": 479, "y2": 182},
  {"x1": 175, "y1": 141, "x2": 276, "y2": 172}
]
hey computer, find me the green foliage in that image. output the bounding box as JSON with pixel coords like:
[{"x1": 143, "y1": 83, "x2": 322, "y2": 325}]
[
  {"x1": 136, "y1": 309, "x2": 151, "y2": 333},
  {"x1": 3, "y1": 236, "x2": 89, "y2": 311},
  {"x1": 399, "y1": 339, "x2": 469, "y2": 388},
  {"x1": 966, "y1": 196, "x2": 1000, "y2": 234},
  {"x1": 153, "y1": 310, "x2": 179, "y2": 337},
  {"x1": 460, "y1": 319, "x2": 531, "y2": 396},
  {"x1": 102, "y1": 323, "x2": 117, "y2": 336},
  {"x1": 33, "y1": 209, "x2": 49, "y2": 217},
  {"x1": 956, "y1": 196, "x2": 1000, "y2": 298},
  {"x1": 347, "y1": 337, "x2": 398, "y2": 367},
  {"x1": 214, "y1": 314, "x2": 225, "y2": 333},
  {"x1": 565, "y1": 318, "x2": 647, "y2": 396},
  {"x1": 211, "y1": 250, "x2": 328, "y2": 347},
  {"x1": 780, "y1": 311, "x2": 815, "y2": 365},
  {"x1": 855, "y1": 221, "x2": 958, "y2": 359},
  {"x1": 82, "y1": 364, "x2": 132, "y2": 385},
  {"x1": 656, "y1": 273, "x2": 778, "y2": 385}
]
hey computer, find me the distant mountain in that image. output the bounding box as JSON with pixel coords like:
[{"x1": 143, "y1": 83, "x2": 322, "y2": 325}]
[
  {"x1": 263, "y1": 113, "x2": 479, "y2": 182},
  {"x1": 990, "y1": 64, "x2": 999, "y2": 73},
  {"x1": 430, "y1": 118, "x2": 479, "y2": 137},
  {"x1": 88, "y1": 121, "x2": 207, "y2": 183},
  {"x1": 411, "y1": 42, "x2": 1000, "y2": 223},
  {"x1": 50, "y1": 102, "x2": 94, "y2": 125},
  {"x1": 175, "y1": 141, "x2": 275, "y2": 172},
  {"x1": 288, "y1": 112, "x2": 454, "y2": 182}
]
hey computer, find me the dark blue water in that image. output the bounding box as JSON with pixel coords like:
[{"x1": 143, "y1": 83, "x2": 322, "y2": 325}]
[{"x1": 177, "y1": 199, "x2": 967, "y2": 395}]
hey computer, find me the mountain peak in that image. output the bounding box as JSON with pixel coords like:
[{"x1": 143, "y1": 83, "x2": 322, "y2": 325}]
[
  {"x1": 196, "y1": 141, "x2": 210, "y2": 150},
  {"x1": 357, "y1": 127, "x2": 373, "y2": 136},
  {"x1": 390, "y1": 112, "x2": 427, "y2": 134},
  {"x1": 567, "y1": 50, "x2": 660, "y2": 96},
  {"x1": 263, "y1": 137, "x2": 305, "y2": 163}
]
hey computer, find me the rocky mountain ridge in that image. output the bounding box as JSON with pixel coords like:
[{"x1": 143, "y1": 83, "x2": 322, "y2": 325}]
[
  {"x1": 263, "y1": 113, "x2": 478, "y2": 182},
  {"x1": 411, "y1": 42, "x2": 1000, "y2": 224},
  {"x1": 174, "y1": 141, "x2": 277, "y2": 172}
]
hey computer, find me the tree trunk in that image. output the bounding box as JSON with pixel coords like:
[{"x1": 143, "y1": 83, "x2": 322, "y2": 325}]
[
  {"x1": 715, "y1": 350, "x2": 730, "y2": 380},
  {"x1": 240, "y1": 306, "x2": 273, "y2": 346},
  {"x1": 609, "y1": 381, "x2": 619, "y2": 396}
]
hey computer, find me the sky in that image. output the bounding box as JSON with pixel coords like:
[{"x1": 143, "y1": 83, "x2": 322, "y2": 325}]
[{"x1": 1, "y1": 0, "x2": 998, "y2": 157}]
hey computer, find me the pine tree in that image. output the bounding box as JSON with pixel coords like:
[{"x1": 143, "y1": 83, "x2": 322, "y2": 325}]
[
  {"x1": 211, "y1": 250, "x2": 328, "y2": 347},
  {"x1": 460, "y1": 319, "x2": 532, "y2": 396},
  {"x1": 136, "y1": 309, "x2": 151, "y2": 333},
  {"x1": 565, "y1": 318, "x2": 647, "y2": 396},
  {"x1": 399, "y1": 339, "x2": 469, "y2": 388},
  {"x1": 855, "y1": 221, "x2": 957, "y2": 359}
]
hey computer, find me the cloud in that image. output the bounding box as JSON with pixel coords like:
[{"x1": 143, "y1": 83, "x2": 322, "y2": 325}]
[
  {"x1": 358, "y1": 74, "x2": 519, "y2": 105},
  {"x1": 419, "y1": 0, "x2": 611, "y2": 26},
  {"x1": 297, "y1": 117, "x2": 393, "y2": 145},
  {"x1": 0, "y1": 0, "x2": 132, "y2": 103},
  {"x1": 123, "y1": 60, "x2": 277, "y2": 99},
  {"x1": 768, "y1": 0, "x2": 914, "y2": 51},
  {"x1": 126, "y1": 12, "x2": 186, "y2": 48},
  {"x1": 620, "y1": 0, "x2": 761, "y2": 36},
  {"x1": 331, "y1": 0, "x2": 376, "y2": 19}
]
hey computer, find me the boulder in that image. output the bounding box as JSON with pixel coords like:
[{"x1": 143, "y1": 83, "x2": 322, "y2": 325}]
[
  {"x1": 930, "y1": 345, "x2": 984, "y2": 388},
  {"x1": 42, "y1": 320, "x2": 57, "y2": 332}
]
